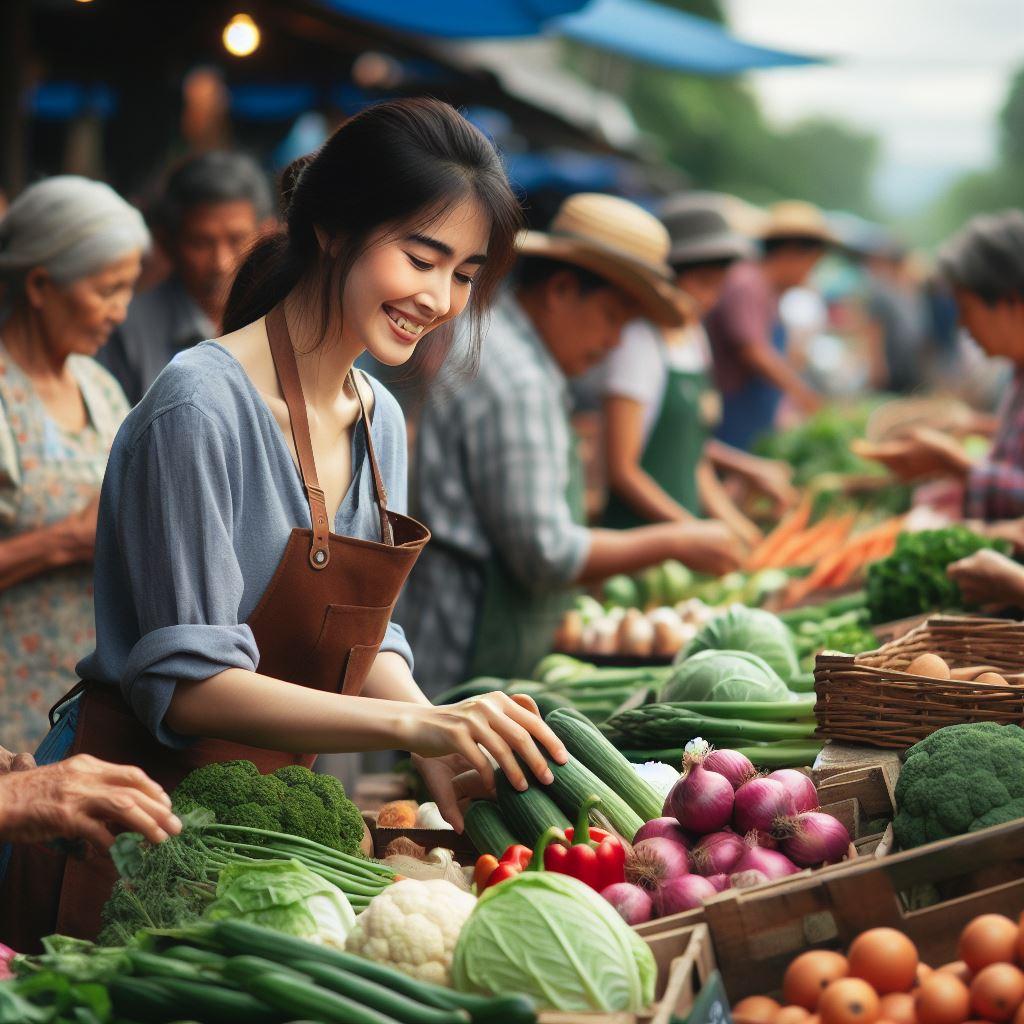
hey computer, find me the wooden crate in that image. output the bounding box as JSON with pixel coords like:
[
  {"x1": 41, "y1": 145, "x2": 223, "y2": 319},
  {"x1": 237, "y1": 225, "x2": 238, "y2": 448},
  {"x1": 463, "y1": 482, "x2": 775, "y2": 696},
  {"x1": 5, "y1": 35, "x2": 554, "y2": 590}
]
[
  {"x1": 362, "y1": 812, "x2": 479, "y2": 861},
  {"x1": 704, "y1": 816, "x2": 1024, "y2": 1001},
  {"x1": 634, "y1": 763, "x2": 898, "y2": 939},
  {"x1": 539, "y1": 922, "x2": 716, "y2": 1024}
]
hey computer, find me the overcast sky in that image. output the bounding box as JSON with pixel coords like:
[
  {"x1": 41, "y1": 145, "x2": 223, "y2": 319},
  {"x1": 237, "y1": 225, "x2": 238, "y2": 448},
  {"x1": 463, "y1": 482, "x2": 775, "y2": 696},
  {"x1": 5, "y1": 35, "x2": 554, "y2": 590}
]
[{"x1": 722, "y1": 0, "x2": 1024, "y2": 214}]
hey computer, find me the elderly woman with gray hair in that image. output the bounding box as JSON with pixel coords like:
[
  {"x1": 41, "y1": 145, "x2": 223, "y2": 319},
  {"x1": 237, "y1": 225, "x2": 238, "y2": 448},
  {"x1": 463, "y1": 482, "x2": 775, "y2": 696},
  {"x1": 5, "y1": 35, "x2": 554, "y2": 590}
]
[{"x1": 0, "y1": 175, "x2": 149, "y2": 751}]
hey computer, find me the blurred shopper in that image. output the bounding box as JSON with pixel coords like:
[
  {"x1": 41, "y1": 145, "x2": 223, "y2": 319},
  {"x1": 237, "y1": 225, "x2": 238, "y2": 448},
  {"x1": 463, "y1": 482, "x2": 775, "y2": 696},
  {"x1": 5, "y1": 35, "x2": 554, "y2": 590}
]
[
  {"x1": 862, "y1": 239, "x2": 930, "y2": 393},
  {"x1": 856, "y1": 211, "x2": 1024, "y2": 522},
  {"x1": 100, "y1": 151, "x2": 272, "y2": 403},
  {"x1": 0, "y1": 176, "x2": 148, "y2": 751},
  {"x1": 402, "y1": 193, "x2": 745, "y2": 693},
  {"x1": 705, "y1": 201, "x2": 830, "y2": 450},
  {"x1": 602, "y1": 196, "x2": 796, "y2": 545}
]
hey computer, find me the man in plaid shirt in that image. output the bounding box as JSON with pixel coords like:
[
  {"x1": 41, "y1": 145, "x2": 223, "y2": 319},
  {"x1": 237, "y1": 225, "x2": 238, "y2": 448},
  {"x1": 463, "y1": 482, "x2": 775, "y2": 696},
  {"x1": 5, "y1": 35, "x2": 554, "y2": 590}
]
[{"x1": 400, "y1": 194, "x2": 743, "y2": 695}]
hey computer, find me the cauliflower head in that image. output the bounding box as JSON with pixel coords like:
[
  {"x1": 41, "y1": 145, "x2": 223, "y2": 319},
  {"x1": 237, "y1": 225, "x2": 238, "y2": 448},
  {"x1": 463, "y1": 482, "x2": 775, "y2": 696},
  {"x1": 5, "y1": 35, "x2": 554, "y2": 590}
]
[
  {"x1": 894, "y1": 722, "x2": 1024, "y2": 849},
  {"x1": 345, "y1": 878, "x2": 476, "y2": 986}
]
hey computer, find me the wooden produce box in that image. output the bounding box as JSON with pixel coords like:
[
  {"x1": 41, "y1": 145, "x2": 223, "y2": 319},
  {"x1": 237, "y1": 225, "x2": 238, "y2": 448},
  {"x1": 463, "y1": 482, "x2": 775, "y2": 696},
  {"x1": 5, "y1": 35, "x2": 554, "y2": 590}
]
[
  {"x1": 703, "y1": 815, "x2": 1024, "y2": 1001},
  {"x1": 362, "y1": 812, "x2": 479, "y2": 862},
  {"x1": 634, "y1": 764, "x2": 898, "y2": 939},
  {"x1": 539, "y1": 922, "x2": 716, "y2": 1024}
]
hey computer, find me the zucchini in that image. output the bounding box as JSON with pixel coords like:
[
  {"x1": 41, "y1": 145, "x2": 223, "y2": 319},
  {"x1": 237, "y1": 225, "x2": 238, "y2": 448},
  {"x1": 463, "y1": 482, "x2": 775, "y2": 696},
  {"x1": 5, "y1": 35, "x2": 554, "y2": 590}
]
[
  {"x1": 243, "y1": 971, "x2": 398, "y2": 1024},
  {"x1": 433, "y1": 677, "x2": 506, "y2": 705},
  {"x1": 463, "y1": 801, "x2": 517, "y2": 857},
  {"x1": 544, "y1": 753, "x2": 645, "y2": 841},
  {"x1": 495, "y1": 772, "x2": 571, "y2": 846},
  {"x1": 293, "y1": 959, "x2": 469, "y2": 1024},
  {"x1": 146, "y1": 976, "x2": 285, "y2": 1023},
  {"x1": 546, "y1": 708, "x2": 662, "y2": 821}
]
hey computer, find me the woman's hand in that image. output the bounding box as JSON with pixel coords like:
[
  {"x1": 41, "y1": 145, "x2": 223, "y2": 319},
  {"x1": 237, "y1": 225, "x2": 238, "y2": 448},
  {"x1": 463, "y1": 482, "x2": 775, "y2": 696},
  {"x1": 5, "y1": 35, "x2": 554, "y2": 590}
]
[
  {"x1": 947, "y1": 549, "x2": 1024, "y2": 608},
  {"x1": 671, "y1": 519, "x2": 747, "y2": 576},
  {"x1": 852, "y1": 429, "x2": 973, "y2": 482},
  {"x1": 744, "y1": 458, "x2": 800, "y2": 514},
  {"x1": 402, "y1": 693, "x2": 567, "y2": 807},
  {"x1": 412, "y1": 753, "x2": 492, "y2": 833}
]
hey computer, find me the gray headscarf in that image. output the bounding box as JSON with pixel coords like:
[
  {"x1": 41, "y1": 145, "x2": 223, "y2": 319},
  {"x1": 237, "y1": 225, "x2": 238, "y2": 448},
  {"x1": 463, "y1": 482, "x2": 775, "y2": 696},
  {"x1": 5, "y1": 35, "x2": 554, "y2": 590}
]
[
  {"x1": 938, "y1": 209, "x2": 1024, "y2": 304},
  {"x1": 0, "y1": 175, "x2": 150, "y2": 313}
]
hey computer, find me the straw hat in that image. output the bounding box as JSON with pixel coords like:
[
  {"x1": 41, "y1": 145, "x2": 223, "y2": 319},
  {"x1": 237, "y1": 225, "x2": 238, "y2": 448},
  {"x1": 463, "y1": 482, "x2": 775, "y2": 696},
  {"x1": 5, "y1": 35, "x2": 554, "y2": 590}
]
[
  {"x1": 659, "y1": 194, "x2": 755, "y2": 267},
  {"x1": 760, "y1": 200, "x2": 836, "y2": 245},
  {"x1": 517, "y1": 193, "x2": 689, "y2": 326}
]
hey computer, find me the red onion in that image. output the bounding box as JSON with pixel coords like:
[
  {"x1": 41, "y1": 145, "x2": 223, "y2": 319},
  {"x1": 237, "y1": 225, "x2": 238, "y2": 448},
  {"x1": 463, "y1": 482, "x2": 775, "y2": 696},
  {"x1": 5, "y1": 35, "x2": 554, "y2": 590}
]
[
  {"x1": 706, "y1": 873, "x2": 732, "y2": 893},
  {"x1": 733, "y1": 777, "x2": 795, "y2": 834},
  {"x1": 626, "y1": 837, "x2": 690, "y2": 891},
  {"x1": 633, "y1": 816, "x2": 693, "y2": 849},
  {"x1": 601, "y1": 882, "x2": 654, "y2": 925},
  {"x1": 664, "y1": 745, "x2": 734, "y2": 835},
  {"x1": 732, "y1": 839, "x2": 800, "y2": 881},
  {"x1": 691, "y1": 830, "x2": 746, "y2": 876},
  {"x1": 776, "y1": 811, "x2": 851, "y2": 867},
  {"x1": 748, "y1": 829, "x2": 779, "y2": 850},
  {"x1": 655, "y1": 874, "x2": 718, "y2": 916},
  {"x1": 704, "y1": 748, "x2": 756, "y2": 789},
  {"x1": 729, "y1": 869, "x2": 769, "y2": 889},
  {"x1": 768, "y1": 769, "x2": 820, "y2": 814},
  {"x1": 0, "y1": 943, "x2": 14, "y2": 981}
]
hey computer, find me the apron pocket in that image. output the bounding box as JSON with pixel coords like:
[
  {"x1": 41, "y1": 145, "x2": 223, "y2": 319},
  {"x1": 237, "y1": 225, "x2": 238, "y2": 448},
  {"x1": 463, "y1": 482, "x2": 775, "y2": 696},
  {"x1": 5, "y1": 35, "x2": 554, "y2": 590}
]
[
  {"x1": 307, "y1": 604, "x2": 391, "y2": 693},
  {"x1": 341, "y1": 644, "x2": 379, "y2": 696}
]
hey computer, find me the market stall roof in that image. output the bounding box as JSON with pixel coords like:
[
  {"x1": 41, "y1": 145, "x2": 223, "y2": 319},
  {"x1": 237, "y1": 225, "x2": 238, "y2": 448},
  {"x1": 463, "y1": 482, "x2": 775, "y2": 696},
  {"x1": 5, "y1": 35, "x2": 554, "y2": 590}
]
[{"x1": 316, "y1": 0, "x2": 823, "y2": 72}]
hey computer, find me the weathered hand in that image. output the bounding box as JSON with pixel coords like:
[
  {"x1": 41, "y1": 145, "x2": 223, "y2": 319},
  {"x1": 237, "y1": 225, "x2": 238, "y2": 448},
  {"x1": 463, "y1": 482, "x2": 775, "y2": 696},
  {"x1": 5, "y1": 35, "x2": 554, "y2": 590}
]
[
  {"x1": 0, "y1": 747, "x2": 36, "y2": 774},
  {"x1": 948, "y1": 549, "x2": 1024, "y2": 608}
]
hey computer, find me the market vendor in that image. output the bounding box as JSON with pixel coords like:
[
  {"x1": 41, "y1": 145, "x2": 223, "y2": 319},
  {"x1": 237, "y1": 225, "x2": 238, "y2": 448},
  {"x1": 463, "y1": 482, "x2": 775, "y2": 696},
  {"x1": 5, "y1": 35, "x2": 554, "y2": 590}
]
[
  {"x1": 704, "y1": 201, "x2": 831, "y2": 451},
  {"x1": 602, "y1": 195, "x2": 798, "y2": 544},
  {"x1": 855, "y1": 211, "x2": 1024, "y2": 521},
  {"x1": 401, "y1": 192, "x2": 745, "y2": 695},
  {"x1": 0, "y1": 98, "x2": 570, "y2": 950}
]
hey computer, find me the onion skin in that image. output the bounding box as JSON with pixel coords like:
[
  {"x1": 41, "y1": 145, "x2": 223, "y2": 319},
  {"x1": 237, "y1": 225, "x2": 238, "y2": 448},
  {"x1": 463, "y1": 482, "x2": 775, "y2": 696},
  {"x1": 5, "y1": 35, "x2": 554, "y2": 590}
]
[
  {"x1": 601, "y1": 882, "x2": 654, "y2": 924},
  {"x1": 732, "y1": 844, "x2": 800, "y2": 881},
  {"x1": 665, "y1": 754, "x2": 735, "y2": 835},
  {"x1": 768, "y1": 770, "x2": 820, "y2": 814},
  {"x1": 705, "y1": 749, "x2": 757, "y2": 789},
  {"x1": 691, "y1": 830, "x2": 747, "y2": 876},
  {"x1": 729, "y1": 869, "x2": 769, "y2": 889},
  {"x1": 777, "y1": 811, "x2": 851, "y2": 867},
  {"x1": 707, "y1": 873, "x2": 732, "y2": 892},
  {"x1": 633, "y1": 817, "x2": 694, "y2": 849},
  {"x1": 733, "y1": 778, "x2": 796, "y2": 834},
  {"x1": 655, "y1": 873, "x2": 718, "y2": 916},
  {"x1": 626, "y1": 837, "x2": 691, "y2": 891}
]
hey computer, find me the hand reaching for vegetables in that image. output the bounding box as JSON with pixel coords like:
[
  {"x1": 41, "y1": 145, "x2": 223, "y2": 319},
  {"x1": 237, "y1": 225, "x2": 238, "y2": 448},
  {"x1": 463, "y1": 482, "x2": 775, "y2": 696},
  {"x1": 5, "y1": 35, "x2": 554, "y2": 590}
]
[
  {"x1": 852, "y1": 429, "x2": 973, "y2": 482},
  {"x1": 671, "y1": 520, "x2": 747, "y2": 576},
  {"x1": 403, "y1": 692, "x2": 568, "y2": 826},
  {"x1": 0, "y1": 754, "x2": 181, "y2": 852},
  {"x1": 947, "y1": 549, "x2": 1024, "y2": 608}
]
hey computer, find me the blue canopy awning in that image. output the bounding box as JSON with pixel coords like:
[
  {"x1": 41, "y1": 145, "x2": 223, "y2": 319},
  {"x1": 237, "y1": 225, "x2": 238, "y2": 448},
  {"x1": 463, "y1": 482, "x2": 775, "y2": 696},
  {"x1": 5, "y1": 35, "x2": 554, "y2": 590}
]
[
  {"x1": 553, "y1": 0, "x2": 823, "y2": 74},
  {"x1": 318, "y1": 0, "x2": 589, "y2": 38}
]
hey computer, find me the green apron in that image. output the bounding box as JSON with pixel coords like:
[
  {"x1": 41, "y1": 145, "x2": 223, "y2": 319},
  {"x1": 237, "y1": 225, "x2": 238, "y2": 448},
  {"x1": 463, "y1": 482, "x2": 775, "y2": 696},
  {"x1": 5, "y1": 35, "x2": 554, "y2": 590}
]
[
  {"x1": 468, "y1": 434, "x2": 586, "y2": 680},
  {"x1": 603, "y1": 346, "x2": 718, "y2": 529}
]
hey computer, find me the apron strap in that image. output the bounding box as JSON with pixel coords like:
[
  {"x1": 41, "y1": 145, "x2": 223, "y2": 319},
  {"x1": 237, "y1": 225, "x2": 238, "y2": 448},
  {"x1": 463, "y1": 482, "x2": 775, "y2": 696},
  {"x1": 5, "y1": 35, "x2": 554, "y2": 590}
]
[
  {"x1": 266, "y1": 305, "x2": 333, "y2": 569},
  {"x1": 348, "y1": 369, "x2": 394, "y2": 547}
]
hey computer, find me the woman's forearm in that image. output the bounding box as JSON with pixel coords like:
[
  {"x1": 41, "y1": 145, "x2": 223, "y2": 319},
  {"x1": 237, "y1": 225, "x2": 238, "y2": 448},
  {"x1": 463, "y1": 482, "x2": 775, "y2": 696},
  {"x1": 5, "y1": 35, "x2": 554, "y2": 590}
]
[
  {"x1": 165, "y1": 667, "x2": 422, "y2": 752},
  {"x1": 362, "y1": 650, "x2": 432, "y2": 707},
  {"x1": 607, "y1": 461, "x2": 695, "y2": 526},
  {"x1": 0, "y1": 522, "x2": 80, "y2": 593}
]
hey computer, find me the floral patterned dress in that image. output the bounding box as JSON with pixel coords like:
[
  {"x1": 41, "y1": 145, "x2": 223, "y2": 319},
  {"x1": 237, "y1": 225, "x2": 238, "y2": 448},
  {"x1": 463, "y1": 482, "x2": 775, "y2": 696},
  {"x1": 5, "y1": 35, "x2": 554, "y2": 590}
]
[{"x1": 0, "y1": 342, "x2": 128, "y2": 752}]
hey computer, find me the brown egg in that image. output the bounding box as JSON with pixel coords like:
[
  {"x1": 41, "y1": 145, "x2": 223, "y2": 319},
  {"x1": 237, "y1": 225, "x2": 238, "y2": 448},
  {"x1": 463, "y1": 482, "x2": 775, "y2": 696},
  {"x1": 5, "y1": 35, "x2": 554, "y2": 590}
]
[
  {"x1": 975, "y1": 672, "x2": 1009, "y2": 686},
  {"x1": 906, "y1": 654, "x2": 951, "y2": 680}
]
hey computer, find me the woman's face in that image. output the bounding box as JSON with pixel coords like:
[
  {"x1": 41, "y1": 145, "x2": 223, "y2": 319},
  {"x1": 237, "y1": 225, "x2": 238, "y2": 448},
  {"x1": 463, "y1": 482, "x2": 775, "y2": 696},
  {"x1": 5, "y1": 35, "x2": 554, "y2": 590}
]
[
  {"x1": 28, "y1": 250, "x2": 143, "y2": 359},
  {"x1": 340, "y1": 196, "x2": 491, "y2": 367},
  {"x1": 955, "y1": 287, "x2": 1024, "y2": 364}
]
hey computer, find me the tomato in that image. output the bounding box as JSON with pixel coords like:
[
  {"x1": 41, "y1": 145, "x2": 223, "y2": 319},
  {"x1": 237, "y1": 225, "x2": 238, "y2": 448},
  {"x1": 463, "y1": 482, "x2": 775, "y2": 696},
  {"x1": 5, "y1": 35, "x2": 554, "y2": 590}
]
[
  {"x1": 819, "y1": 979, "x2": 881, "y2": 1024},
  {"x1": 915, "y1": 973, "x2": 971, "y2": 1024},
  {"x1": 849, "y1": 929, "x2": 920, "y2": 995},
  {"x1": 970, "y1": 963, "x2": 1024, "y2": 1022},
  {"x1": 959, "y1": 917, "x2": 1019, "y2": 974},
  {"x1": 733, "y1": 996, "x2": 782, "y2": 1024},
  {"x1": 879, "y1": 992, "x2": 918, "y2": 1024},
  {"x1": 784, "y1": 952, "x2": 852, "y2": 1011},
  {"x1": 777, "y1": 1007, "x2": 812, "y2": 1024}
]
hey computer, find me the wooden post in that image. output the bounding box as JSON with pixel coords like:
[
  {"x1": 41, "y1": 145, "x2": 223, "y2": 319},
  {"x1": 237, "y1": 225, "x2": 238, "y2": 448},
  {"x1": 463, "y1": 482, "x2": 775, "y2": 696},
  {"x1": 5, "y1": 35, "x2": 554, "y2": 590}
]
[{"x1": 0, "y1": 0, "x2": 30, "y2": 198}]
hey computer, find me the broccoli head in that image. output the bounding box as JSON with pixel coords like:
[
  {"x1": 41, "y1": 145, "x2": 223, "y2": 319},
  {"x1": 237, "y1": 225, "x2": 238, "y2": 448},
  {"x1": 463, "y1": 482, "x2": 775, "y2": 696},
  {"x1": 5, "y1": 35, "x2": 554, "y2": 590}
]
[
  {"x1": 894, "y1": 723, "x2": 1024, "y2": 849},
  {"x1": 172, "y1": 759, "x2": 364, "y2": 855}
]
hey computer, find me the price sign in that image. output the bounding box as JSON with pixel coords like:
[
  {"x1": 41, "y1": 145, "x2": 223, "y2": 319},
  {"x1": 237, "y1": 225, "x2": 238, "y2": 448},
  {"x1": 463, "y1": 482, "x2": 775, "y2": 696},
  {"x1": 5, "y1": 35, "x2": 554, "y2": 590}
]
[{"x1": 677, "y1": 969, "x2": 733, "y2": 1024}]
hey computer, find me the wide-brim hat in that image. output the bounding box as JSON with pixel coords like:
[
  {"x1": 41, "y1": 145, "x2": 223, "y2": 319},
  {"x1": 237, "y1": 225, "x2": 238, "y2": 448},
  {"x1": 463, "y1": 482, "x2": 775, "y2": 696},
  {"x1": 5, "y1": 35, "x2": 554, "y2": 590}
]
[
  {"x1": 517, "y1": 192, "x2": 691, "y2": 326},
  {"x1": 760, "y1": 200, "x2": 837, "y2": 245},
  {"x1": 659, "y1": 193, "x2": 756, "y2": 267}
]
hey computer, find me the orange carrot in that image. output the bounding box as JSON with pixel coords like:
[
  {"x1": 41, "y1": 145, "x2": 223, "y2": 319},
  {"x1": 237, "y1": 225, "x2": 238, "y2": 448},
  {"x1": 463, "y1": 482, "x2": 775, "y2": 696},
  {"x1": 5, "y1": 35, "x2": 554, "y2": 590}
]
[{"x1": 746, "y1": 495, "x2": 813, "y2": 570}]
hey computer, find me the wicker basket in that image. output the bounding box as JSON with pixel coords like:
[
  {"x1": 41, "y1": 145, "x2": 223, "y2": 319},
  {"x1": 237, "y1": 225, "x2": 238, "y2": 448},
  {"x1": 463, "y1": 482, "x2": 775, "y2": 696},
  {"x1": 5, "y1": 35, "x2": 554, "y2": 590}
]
[{"x1": 814, "y1": 615, "x2": 1024, "y2": 749}]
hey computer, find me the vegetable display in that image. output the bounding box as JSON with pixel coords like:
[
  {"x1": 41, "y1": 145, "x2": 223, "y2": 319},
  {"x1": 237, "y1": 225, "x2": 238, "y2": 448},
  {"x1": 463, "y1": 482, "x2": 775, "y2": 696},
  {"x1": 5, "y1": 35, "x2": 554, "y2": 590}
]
[
  {"x1": 893, "y1": 722, "x2": 1024, "y2": 849},
  {"x1": 662, "y1": 649, "x2": 794, "y2": 704},
  {"x1": 681, "y1": 606, "x2": 801, "y2": 684}
]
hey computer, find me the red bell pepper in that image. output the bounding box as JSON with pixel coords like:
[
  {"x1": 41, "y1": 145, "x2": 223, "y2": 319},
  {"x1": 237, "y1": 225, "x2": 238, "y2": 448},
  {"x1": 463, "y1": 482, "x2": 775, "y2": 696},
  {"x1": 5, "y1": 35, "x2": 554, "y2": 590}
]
[
  {"x1": 475, "y1": 842, "x2": 538, "y2": 892},
  {"x1": 543, "y1": 794, "x2": 627, "y2": 891}
]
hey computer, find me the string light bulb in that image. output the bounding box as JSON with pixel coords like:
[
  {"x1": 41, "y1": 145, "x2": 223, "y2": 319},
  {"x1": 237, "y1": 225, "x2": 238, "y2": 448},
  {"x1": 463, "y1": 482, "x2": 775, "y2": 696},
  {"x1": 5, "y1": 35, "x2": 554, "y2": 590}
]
[{"x1": 223, "y1": 13, "x2": 260, "y2": 57}]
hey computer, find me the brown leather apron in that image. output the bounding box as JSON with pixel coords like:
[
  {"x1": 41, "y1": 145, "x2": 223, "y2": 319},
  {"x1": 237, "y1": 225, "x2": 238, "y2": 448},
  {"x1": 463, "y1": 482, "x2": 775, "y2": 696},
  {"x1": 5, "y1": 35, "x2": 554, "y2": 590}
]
[{"x1": 0, "y1": 305, "x2": 429, "y2": 951}]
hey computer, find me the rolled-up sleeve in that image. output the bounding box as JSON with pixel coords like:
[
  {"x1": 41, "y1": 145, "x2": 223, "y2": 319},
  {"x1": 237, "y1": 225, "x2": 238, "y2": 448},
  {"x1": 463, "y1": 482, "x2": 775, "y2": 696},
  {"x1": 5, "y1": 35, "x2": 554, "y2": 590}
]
[
  {"x1": 464, "y1": 385, "x2": 590, "y2": 593},
  {"x1": 117, "y1": 403, "x2": 259, "y2": 747}
]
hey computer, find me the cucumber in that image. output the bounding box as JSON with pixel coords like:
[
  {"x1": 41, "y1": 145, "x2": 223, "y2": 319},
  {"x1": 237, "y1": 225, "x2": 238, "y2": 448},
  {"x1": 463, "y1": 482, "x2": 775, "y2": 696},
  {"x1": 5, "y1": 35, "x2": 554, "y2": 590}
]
[
  {"x1": 432, "y1": 678, "x2": 506, "y2": 705},
  {"x1": 162, "y1": 944, "x2": 229, "y2": 968},
  {"x1": 463, "y1": 801, "x2": 518, "y2": 857},
  {"x1": 546, "y1": 708, "x2": 662, "y2": 821},
  {"x1": 293, "y1": 959, "x2": 469, "y2": 1024},
  {"x1": 544, "y1": 752, "x2": 645, "y2": 841},
  {"x1": 244, "y1": 971, "x2": 399, "y2": 1024},
  {"x1": 495, "y1": 772, "x2": 571, "y2": 846}
]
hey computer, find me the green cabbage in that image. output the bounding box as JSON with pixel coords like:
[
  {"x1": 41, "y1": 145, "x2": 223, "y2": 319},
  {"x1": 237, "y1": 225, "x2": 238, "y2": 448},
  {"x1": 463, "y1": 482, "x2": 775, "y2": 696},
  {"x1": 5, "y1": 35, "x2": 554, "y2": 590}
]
[
  {"x1": 451, "y1": 871, "x2": 656, "y2": 1013},
  {"x1": 681, "y1": 606, "x2": 800, "y2": 682},
  {"x1": 661, "y1": 649, "x2": 792, "y2": 703}
]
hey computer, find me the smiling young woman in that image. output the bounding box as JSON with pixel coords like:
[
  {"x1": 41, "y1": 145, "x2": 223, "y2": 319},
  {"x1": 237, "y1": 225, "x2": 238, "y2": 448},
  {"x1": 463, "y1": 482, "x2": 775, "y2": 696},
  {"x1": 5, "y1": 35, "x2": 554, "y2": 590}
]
[{"x1": 0, "y1": 98, "x2": 570, "y2": 951}]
